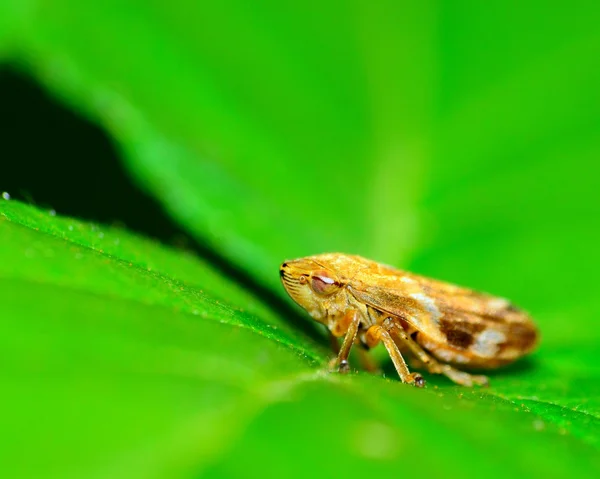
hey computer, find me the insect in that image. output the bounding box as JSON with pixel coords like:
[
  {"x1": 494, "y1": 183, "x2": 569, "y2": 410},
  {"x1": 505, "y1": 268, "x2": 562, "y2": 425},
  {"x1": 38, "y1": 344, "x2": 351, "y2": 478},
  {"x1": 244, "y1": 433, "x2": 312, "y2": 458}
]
[{"x1": 280, "y1": 253, "x2": 538, "y2": 387}]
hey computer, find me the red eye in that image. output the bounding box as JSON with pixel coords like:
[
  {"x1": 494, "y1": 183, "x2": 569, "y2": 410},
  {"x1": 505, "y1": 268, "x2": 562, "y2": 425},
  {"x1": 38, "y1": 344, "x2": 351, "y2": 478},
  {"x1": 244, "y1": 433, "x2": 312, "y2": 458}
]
[{"x1": 311, "y1": 273, "x2": 338, "y2": 295}]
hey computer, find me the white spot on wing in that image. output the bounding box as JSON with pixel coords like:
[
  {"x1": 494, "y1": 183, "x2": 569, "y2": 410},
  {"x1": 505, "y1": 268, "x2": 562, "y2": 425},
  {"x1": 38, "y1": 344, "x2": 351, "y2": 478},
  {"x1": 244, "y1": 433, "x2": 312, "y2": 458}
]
[
  {"x1": 500, "y1": 348, "x2": 522, "y2": 360},
  {"x1": 487, "y1": 298, "x2": 510, "y2": 310},
  {"x1": 452, "y1": 353, "x2": 470, "y2": 364},
  {"x1": 472, "y1": 329, "x2": 506, "y2": 357},
  {"x1": 432, "y1": 348, "x2": 469, "y2": 364},
  {"x1": 410, "y1": 293, "x2": 441, "y2": 324}
]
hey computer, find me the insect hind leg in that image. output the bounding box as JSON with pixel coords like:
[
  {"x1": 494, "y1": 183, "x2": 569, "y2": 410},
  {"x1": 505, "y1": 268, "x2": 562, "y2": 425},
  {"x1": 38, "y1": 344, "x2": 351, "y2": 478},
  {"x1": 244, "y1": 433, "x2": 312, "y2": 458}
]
[
  {"x1": 384, "y1": 319, "x2": 489, "y2": 387},
  {"x1": 364, "y1": 324, "x2": 425, "y2": 387}
]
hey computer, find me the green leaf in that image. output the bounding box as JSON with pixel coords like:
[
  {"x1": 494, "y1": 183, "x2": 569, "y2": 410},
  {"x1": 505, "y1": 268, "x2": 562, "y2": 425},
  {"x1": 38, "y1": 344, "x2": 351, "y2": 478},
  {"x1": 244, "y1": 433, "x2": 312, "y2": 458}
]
[
  {"x1": 0, "y1": 200, "x2": 323, "y2": 357},
  {"x1": 1, "y1": 201, "x2": 599, "y2": 478},
  {"x1": 0, "y1": 200, "x2": 319, "y2": 477},
  {"x1": 0, "y1": 0, "x2": 436, "y2": 292},
  {"x1": 2, "y1": 1, "x2": 600, "y2": 478}
]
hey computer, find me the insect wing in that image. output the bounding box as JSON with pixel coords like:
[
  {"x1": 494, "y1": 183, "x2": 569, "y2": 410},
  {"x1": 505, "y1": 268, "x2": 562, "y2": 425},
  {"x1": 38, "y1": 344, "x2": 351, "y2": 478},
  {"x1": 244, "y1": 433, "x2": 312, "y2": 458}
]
[{"x1": 347, "y1": 269, "x2": 538, "y2": 360}]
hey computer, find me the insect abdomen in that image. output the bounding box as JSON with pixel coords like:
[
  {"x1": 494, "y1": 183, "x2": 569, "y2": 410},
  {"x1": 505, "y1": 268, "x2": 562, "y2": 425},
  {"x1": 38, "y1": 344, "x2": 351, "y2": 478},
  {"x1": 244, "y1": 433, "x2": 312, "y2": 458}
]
[{"x1": 416, "y1": 317, "x2": 538, "y2": 368}]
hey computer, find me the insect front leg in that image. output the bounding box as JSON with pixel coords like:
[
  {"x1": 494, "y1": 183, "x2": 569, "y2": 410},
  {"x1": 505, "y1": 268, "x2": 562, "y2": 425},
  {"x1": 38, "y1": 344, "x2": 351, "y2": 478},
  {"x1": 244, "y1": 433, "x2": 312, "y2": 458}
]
[
  {"x1": 385, "y1": 319, "x2": 489, "y2": 387},
  {"x1": 364, "y1": 324, "x2": 425, "y2": 387},
  {"x1": 328, "y1": 309, "x2": 361, "y2": 374}
]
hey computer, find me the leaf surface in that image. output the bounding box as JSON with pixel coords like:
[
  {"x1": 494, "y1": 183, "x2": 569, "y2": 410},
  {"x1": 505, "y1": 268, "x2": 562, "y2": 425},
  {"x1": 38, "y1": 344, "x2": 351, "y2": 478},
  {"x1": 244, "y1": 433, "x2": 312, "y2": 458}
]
[
  {"x1": 1, "y1": 201, "x2": 599, "y2": 478},
  {"x1": 1, "y1": 1, "x2": 600, "y2": 477}
]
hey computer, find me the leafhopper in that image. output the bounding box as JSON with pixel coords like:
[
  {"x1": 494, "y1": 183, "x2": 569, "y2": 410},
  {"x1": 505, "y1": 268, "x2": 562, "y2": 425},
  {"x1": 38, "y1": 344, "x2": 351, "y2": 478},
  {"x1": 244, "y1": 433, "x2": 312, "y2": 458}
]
[{"x1": 280, "y1": 254, "x2": 538, "y2": 387}]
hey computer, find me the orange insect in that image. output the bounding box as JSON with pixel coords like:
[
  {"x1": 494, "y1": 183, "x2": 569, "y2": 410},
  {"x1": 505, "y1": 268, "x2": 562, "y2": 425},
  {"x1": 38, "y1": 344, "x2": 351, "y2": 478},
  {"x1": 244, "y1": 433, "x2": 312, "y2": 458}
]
[{"x1": 280, "y1": 254, "x2": 538, "y2": 387}]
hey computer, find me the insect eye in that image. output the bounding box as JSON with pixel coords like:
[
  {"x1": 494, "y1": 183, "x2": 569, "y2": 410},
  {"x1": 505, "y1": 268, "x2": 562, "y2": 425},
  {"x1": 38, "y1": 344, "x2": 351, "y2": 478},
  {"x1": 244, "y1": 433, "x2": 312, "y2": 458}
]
[{"x1": 310, "y1": 273, "x2": 338, "y2": 295}]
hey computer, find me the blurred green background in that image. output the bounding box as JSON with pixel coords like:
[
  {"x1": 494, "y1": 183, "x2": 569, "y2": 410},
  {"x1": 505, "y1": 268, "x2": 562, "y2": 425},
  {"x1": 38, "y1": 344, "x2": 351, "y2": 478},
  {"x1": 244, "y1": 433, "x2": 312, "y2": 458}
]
[{"x1": 1, "y1": 1, "x2": 599, "y2": 478}]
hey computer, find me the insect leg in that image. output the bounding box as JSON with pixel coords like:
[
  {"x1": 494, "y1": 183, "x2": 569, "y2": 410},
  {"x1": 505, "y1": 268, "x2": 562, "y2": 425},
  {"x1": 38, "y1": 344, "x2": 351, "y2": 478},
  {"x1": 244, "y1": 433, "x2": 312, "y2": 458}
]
[
  {"x1": 330, "y1": 309, "x2": 361, "y2": 374},
  {"x1": 385, "y1": 319, "x2": 489, "y2": 387},
  {"x1": 327, "y1": 317, "x2": 379, "y2": 373},
  {"x1": 365, "y1": 324, "x2": 424, "y2": 387}
]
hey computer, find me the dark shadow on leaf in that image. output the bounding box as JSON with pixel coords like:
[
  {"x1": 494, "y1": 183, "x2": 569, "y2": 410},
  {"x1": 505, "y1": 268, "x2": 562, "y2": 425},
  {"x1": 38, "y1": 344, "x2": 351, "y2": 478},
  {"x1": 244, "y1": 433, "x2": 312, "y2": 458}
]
[
  {"x1": 480, "y1": 357, "x2": 538, "y2": 378},
  {"x1": 0, "y1": 65, "x2": 323, "y2": 345}
]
